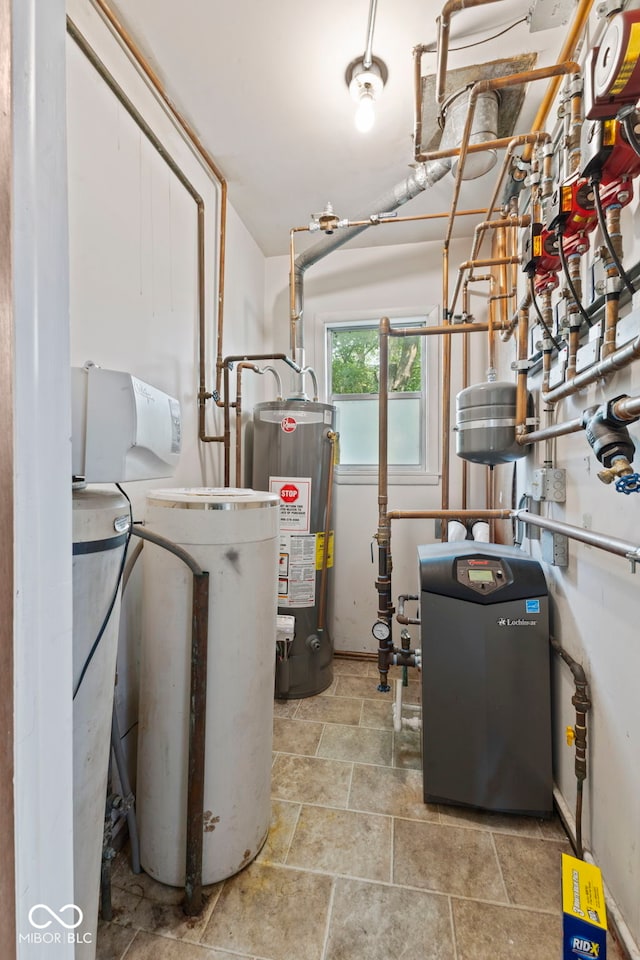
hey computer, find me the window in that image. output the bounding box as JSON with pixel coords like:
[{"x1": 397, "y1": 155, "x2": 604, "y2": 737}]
[{"x1": 326, "y1": 313, "x2": 438, "y2": 479}]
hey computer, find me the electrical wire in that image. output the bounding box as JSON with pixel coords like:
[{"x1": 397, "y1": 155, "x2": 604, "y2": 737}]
[
  {"x1": 556, "y1": 230, "x2": 594, "y2": 328},
  {"x1": 618, "y1": 106, "x2": 640, "y2": 160},
  {"x1": 528, "y1": 274, "x2": 563, "y2": 351},
  {"x1": 590, "y1": 176, "x2": 635, "y2": 299},
  {"x1": 422, "y1": 17, "x2": 527, "y2": 54},
  {"x1": 73, "y1": 484, "x2": 133, "y2": 701}
]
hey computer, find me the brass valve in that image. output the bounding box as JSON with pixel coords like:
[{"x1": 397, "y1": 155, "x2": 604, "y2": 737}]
[
  {"x1": 597, "y1": 457, "x2": 634, "y2": 485},
  {"x1": 566, "y1": 726, "x2": 576, "y2": 746}
]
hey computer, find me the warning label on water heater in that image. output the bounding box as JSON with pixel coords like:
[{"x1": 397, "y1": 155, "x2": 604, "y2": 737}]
[
  {"x1": 270, "y1": 477, "x2": 312, "y2": 533},
  {"x1": 278, "y1": 534, "x2": 316, "y2": 607}
]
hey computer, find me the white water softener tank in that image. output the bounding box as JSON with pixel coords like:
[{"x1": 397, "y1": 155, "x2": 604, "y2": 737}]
[
  {"x1": 73, "y1": 487, "x2": 130, "y2": 959},
  {"x1": 137, "y1": 487, "x2": 279, "y2": 886}
]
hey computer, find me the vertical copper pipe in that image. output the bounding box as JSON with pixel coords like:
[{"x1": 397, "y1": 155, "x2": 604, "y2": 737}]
[
  {"x1": 91, "y1": 1, "x2": 230, "y2": 414},
  {"x1": 441, "y1": 247, "x2": 452, "y2": 519},
  {"x1": 376, "y1": 318, "x2": 393, "y2": 687},
  {"x1": 0, "y1": 0, "x2": 16, "y2": 947},
  {"x1": 515, "y1": 304, "x2": 530, "y2": 435},
  {"x1": 317, "y1": 432, "x2": 337, "y2": 632},
  {"x1": 184, "y1": 570, "x2": 210, "y2": 917},
  {"x1": 602, "y1": 205, "x2": 623, "y2": 358},
  {"x1": 521, "y1": 0, "x2": 595, "y2": 162},
  {"x1": 566, "y1": 255, "x2": 583, "y2": 380},
  {"x1": 435, "y1": 0, "x2": 505, "y2": 110},
  {"x1": 235, "y1": 363, "x2": 260, "y2": 487},
  {"x1": 541, "y1": 291, "x2": 554, "y2": 396},
  {"x1": 568, "y1": 79, "x2": 584, "y2": 174}
]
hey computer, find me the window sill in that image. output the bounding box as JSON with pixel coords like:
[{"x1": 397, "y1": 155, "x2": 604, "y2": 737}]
[{"x1": 334, "y1": 469, "x2": 440, "y2": 486}]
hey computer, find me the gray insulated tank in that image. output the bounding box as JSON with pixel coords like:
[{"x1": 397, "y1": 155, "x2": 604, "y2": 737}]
[
  {"x1": 252, "y1": 400, "x2": 336, "y2": 698},
  {"x1": 455, "y1": 380, "x2": 531, "y2": 465}
]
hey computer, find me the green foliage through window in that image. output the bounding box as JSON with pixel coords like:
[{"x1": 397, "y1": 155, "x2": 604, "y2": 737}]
[{"x1": 330, "y1": 326, "x2": 422, "y2": 395}]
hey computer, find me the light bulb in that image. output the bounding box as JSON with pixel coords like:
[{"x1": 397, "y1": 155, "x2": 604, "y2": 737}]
[{"x1": 355, "y1": 90, "x2": 375, "y2": 133}]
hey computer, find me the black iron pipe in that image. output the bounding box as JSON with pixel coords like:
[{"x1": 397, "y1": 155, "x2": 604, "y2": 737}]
[
  {"x1": 550, "y1": 635, "x2": 590, "y2": 859},
  {"x1": 184, "y1": 571, "x2": 210, "y2": 916},
  {"x1": 130, "y1": 525, "x2": 210, "y2": 915}
]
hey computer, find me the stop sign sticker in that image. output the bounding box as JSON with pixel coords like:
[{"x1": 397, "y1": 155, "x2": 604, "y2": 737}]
[
  {"x1": 281, "y1": 416, "x2": 297, "y2": 433},
  {"x1": 279, "y1": 483, "x2": 299, "y2": 504}
]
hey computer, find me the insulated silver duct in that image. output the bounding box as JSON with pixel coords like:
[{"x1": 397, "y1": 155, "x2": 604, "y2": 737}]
[{"x1": 291, "y1": 158, "x2": 452, "y2": 381}]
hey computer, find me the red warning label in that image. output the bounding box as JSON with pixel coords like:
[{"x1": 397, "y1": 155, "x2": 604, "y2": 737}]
[
  {"x1": 269, "y1": 476, "x2": 311, "y2": 532},
  {"x1": 279, "y1": 483, "x2": 299, "y2": 504}
]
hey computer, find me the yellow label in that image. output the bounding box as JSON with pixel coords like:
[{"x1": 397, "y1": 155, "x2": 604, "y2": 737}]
[
  {"x1": 610, "y1": 21, "x2": 640, "y2": 95},
  {"x1": 316, "y1": 531, "x2": 334, "y2": 569},
  {"x1": 561, "y1": 184, "x2": 572, "y2": 213},
  {"x1": 533, "y1": 234, "x2": 542, "y2": 257},
  {"x1": 562, "y1": 854, "x2": 608, "y2": 931},
  {"x1": 602, "y1": 119, "x2": 616, "y2": 147}
]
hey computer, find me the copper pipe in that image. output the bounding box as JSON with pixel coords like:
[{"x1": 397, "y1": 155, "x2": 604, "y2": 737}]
[
  {"x1": 515, "y1": 304, "x2": 530, "y2": 436},
  {"x1": 540, "y1": 290, "x2": 554, "y2": 397},
  {"x1": 413, "y1": 44, "x2": 426, "y2": 163},
  {"x1": 435, "y1": 0, "x2": 505, "y2": 111},
  {"x1": 91, "y1": 1, "x2": 230, "y2": 416},
  {"x1": 567, "y1": 325, "x2": 580, "y2": 380},
  {"x1": 459, "y1": 256, "x2": 520, "y2": 271},
  {"x1": 390, "y1": 322, "x2": 495, "y2": 337},
  {"x1": 500, "y1": 290, "x2": 531, "y2": 343},
  {"x1": 568, "y1": 77, "x2": 584, "y2": 173},
  {"x1": 564, "y1": 253, "x2": 584, "y2": 380},
  {"x1": 441, "y1": 63, "x2": 580, "y2": 253},
  {"x1": 543, "y1": 334, "x2": 640, "y2": 403},
  {"x1": 317, "y1": 432, "x2": 337, "y2": 632},
  {"x1": 602, "y1": 206, "x2": 623, "y2": 358},
  {"x1": 522, "y1": 0, "x2": 595, "y2": 163},
  {"x1": 486, "y1": 467, "x2": 495, "y2": 542},
  {"x1": 441, "y1": 247, "x2": 451, "y2": 517},
  {"x1": 494, "y1": 226, "x2": 508, "y2": 352},
  {"x1": 388, "y1": 509, "x2": 511, "y2": 521}
]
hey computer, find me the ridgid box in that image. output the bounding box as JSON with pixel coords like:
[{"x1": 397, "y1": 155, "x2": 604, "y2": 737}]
[{"x1": 562, "y1": 853, "x2": 607, "y2": 960}]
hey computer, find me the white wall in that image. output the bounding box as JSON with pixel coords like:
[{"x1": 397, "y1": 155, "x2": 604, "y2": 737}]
[
  {"x1": 265, "y1": 236, "x2": 482, "y2": 653},
  {"x1": 12, "y1": 1, "x2": 75, "y2": 955},
  {"x1": 493, "y1": 209, "x2": 640, "y2": 942},
  {"x1": 66, "y1": 0, "x2": 270, "y2": 792}
]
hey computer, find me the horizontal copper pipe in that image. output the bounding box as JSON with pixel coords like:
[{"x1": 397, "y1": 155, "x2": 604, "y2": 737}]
[
  {"x1": 458, "y1": 257, "x2": 520, "y2": 271},
  {"x1": 612, "y1": 395, "x2": 640, "y2": 422},
  {"x1": 388, "y1": 509, "x2": 511, "y2": 521},
  {"x1": 389, "y1": 322, "x2": 495, "y2": 337}
]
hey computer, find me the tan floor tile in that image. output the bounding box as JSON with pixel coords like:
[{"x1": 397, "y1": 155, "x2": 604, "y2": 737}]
[
  {"x1": 349, "y1": 764, "x2": 439, "y2": 821},
  {"x1": 271, "y1": 753, "x2": 352, "y2": 807},
  {"x1": 325, "y1": 877, "x2": 455, "y2": 960},
  {"x1": 109, "y1": 885, "x2": 143, "y2": 926},
  {"x1": 123, "y1": 931, "x2": 238, "y2": 959},
  {"x1": 123, "y1": 887, "x2": 221, "y2": 943},
  {"x1": 96, "y1": 920, "x2": 137, "y2": 960},
  {"x1": 393, "y1": 819, "x2": 507, "y2": 901},
  {"x1": 317, "y1": 723, "x2": 393, "y2": 765},
  {"x1": 538, "y1": 813, "x2": 569, "y2": 841},
  {"x1": 257, "y1": 799, "x2": 300, "y2": 864},
  {"x1": 438, "y1": 803, "x2": 548, "y2": 839},
  {"x1": 333, "y1": 657, "x2": 371, "y2": 676},
  {"x1": 111, "y1": 865, "x2": 184, "y2": 906},
  {"x1": 359, "y1": 698, "x2": 394, "y2": 730},
  {"x1": 493, "y1": 834, "x2": 571, "y2": 912},
  {"x1": 272, "y1": 716, "x2": 323, "y2": 756},
  {"x1": 273, "y1": 699, "x2": 300, "y2": 718},
  {"x1": 453, "y1": 899, "x2": 562, "y2": 959},
  {"x1": 335, "y1": 676, "x2": 388, "y2": 700},
  {"x1": 294, "y1": 694, "x2": 362, "y2": 725},
  {"x1": 400, "y1": 679, "x2": 421, "y2": 705},
  {"x1": 393, "y1": 728, "x2": 422, "y2": 770},
  {"x1": 202, "y1": 862, "x2": 332, "y2": 960},
  {"x1": 286, "y1": 805, "x2": 391, "y2": 882}
]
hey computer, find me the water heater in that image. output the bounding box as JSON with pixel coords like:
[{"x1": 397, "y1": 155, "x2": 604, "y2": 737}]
[
  {"x1": 137, "y1": 487, "x2": 279, "y2": 886},
  {"x1": 419, "y1": 542, "x2": 552, "y2": 817},
  {"x1": 252, "y1": 400, "x2": 336, "y2": 699}
]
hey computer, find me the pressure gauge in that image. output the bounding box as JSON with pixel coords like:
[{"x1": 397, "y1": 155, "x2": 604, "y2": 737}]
[{"x1": 371, "y1": 620, "x2": 391, "y2": 642}]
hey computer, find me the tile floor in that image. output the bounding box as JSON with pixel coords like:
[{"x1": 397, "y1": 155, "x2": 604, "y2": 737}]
[{"x1": 99, "y1": 657, "x2": 626, "y2": 960}]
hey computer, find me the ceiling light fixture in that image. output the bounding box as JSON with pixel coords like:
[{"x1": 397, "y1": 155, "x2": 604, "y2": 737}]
[
  {"x1": 347, "y1": 57, "x2": 387, "y2": 133},
  {"x1": 345, "y1": 0, "x2": 387, "y2": 134}
]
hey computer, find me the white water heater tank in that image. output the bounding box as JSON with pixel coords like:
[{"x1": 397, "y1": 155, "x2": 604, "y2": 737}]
[
  {"x1": 72, "y1": 487, "x2": 130, "y2": 959},
  {"x1": 137, "y1": 487, "x2": 279, "y2": 886}
]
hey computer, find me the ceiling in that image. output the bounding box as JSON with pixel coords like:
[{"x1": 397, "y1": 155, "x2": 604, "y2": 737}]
[{"x1": 107, "y1": 0, "x2": 573, "y2": 257}]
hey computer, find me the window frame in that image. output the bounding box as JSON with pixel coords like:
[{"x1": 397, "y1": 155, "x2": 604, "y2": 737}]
[{"x1": 321, "y1": 308, "x2": 440, "y2": 485}]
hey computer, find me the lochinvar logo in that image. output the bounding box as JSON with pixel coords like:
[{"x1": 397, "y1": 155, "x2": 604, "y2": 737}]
[{"x1": 497, "y1": 617, "x2": 536, "y2": 627}]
